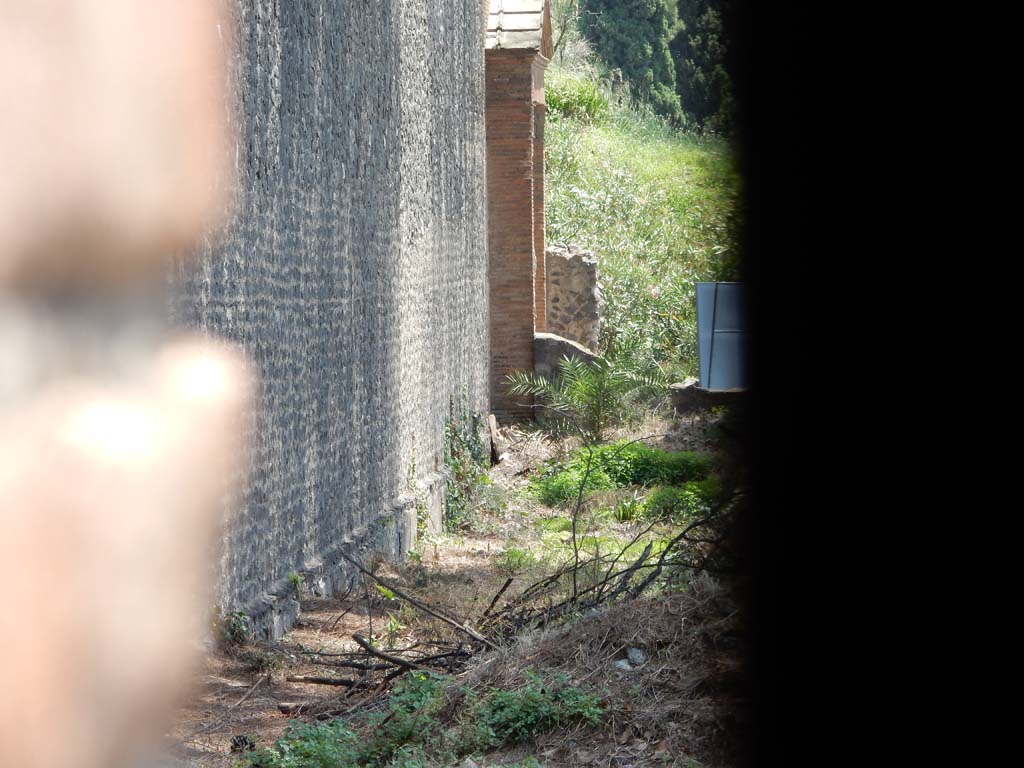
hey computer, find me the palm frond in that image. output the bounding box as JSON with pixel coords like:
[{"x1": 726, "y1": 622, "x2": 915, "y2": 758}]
[{"x1": 505, "y1": 353, "x2": 668, "y2": 443}]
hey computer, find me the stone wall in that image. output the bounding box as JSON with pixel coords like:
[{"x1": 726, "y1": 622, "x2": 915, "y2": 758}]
[
  {"x1": 169, "y1": 0, "x2": 490, "y2": 639},
  {"x1": 545, "y1": 244, "x2": 601, "y2": 352}
]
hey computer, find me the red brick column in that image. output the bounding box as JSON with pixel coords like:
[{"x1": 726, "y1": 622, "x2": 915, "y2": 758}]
[
  {"x1": 533, "y1": 104, "x2": 547, "y2": 334},
  {"x1": 487, "y1": 50, "x2": 539, "y2": 419}
]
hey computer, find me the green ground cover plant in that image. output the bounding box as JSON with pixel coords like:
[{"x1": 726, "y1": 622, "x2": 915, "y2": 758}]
[
  {"x1": 532, "y1": 440, "x2": 712, "y2": 505},
  {"x1": 246, "y1": 670, "x2": 603, "y2": 768},
  {"x1": 643, "y1": 477, "x2": 722, "y2": 520}
]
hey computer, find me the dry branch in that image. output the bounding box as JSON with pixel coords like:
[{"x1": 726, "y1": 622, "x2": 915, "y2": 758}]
[
  {"x1": 339, "y1": 550, "x2": 498, "y2": 649},
  {"x1": 481, "y1": 576, "x2": 514, "y2": 619},
  {"x1": 185, "y1": 674, "x2": 268, "y2": 742},
  {"x1": 306, "y1": 658, "x2": 393, "y2": 671},
  {"x1": 285, "y1": 675, "x2": 373, "y2": 688},
  {"x1": 351, "y1": 633, "x2": 429, "y2": 671}
]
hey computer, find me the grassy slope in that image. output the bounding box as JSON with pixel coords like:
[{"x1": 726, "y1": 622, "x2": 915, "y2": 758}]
[{"x1": 545, "y1": 74, "x2": 741, "y2": 380}]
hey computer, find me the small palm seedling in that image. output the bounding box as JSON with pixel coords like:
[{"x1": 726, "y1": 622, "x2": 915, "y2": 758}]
[{"x1": 507, "y1": 355, "x2": 665, "y2": 443}]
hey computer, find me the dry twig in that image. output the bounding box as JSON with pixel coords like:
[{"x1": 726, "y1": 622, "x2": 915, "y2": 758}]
[
  {"x1": 339, "y1": 550, "x2": 498, "y2": 649},
  {"x1": 184, "y1": 674, "x2": 269, "y2": 743}
]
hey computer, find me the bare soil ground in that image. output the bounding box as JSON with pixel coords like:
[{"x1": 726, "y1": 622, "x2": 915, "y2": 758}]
[{"x1": 165, "y1": 409, "x2": 742, "y2": 767}]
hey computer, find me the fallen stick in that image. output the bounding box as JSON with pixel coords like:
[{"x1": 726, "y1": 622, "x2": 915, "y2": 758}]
[
  {"x1": 339, "y1": 551, "x2": 498, "y2": 650},
  {"x1": 307, "y1": 658, "x2": 393, "y2": 671},
  {"x1": 414, "y1": 647, "x2": 470, "y2": 667},
  {"x1": 352, "y1": 633, "x2": 430, "y2": 671},
  {"x1": 285, "y1": 675, "x2": 375, "y2": 688},
  {"x1": 481, "y1": 577, "x2": 514, "y2": 619},
  {"x1": 186, "y1": 674, "x2": 269, "y2": 741},
  {"x1": 326, "y1": 667, "x2": 409, "y2": 718},
  {"x1": 327, "y1": 604, "x2": 357, "y2": 631},
  {"x1": 296, "y1": 649, "x2": 366, "y2": 657}
]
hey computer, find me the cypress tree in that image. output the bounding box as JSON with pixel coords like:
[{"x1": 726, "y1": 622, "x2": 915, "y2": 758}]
[
  {"x1": 671, "y1": 0, "x2": 736, "y2": 133},
  {"x1": 579, "y1": 0, "x2": 685, "y2": 124}
]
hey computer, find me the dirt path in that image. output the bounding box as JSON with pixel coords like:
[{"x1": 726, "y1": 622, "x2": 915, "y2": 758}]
[
  {"x1": 165, "y1": 411, "x2": 734, "y2": 767},
  {"x1": 167, "y1": 530, "x2": 519, "y2": 765}
]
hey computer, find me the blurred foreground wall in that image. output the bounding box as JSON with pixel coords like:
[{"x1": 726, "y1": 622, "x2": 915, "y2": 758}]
[{"x1": 170, "y1": 0, "x2": 490, "y2": 638}]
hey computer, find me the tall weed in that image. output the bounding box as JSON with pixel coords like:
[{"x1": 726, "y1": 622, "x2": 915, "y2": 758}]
[{"x1": 545, "y1": 60, "x2": 740, "y2": 380}]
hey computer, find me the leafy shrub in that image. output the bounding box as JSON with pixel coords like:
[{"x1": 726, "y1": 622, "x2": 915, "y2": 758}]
[
  {"x1": 612, "y1": 491, "x2": 645, "y2": 522},
  {"x1": 249, "y1": 670, "x2": 601, "y2": 767},
  {"x1": 468, "y1": 671, "x2": 604, "y2": 747},
  {"x1": 385, "y1": 745, "x2": 431, "y2": 768},
  {"x1": 644, "y1": 478, "x2": 722, "y2": 520},
  {"x1": 533, "y1": 443, "x2": 712, "y2": 506},
  {"x1": 359, "y1": 673, "x2": 448, "y2": 765},
  {"x1": 547, "y1": 74, "x2": 609, "y2": 122},
  {"x1": 248, "y1": 721, "x2": 359, "y2": 768},
  {"x1": 239, "y1": 649, "x2": 283, "y2": 674},
  {"x1": 249, "y1": 671, "x2": 601, "y2": 765},
  {"x1": 248, "y1": 674, "x2": 449, "y2": 768},
  {"x1": 587, "y1": 441, "x2": 712, "y2": 486},
  {"x1": 383, "y1": 613, "x2": 406, "y2": 649},
  {"x1": 533, "y1": 463, "x2": 616, "y2": 506},
  {"x1": 388, "y1": 671, "x2": 448, "y2": 712},
  {"x1": 214, "y1": 610, "x2": 250, "y2": 647},
  {"x1": 533, "y1": 441, "x2": 712, "y2": 506}
]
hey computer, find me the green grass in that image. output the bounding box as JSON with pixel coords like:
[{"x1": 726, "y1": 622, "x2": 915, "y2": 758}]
[
  {"x1": 532, "y1": 440, "x2": 713, "y2": 506},
  {"x1": 497, "y1": 545, "x2": 538, "y2": 574},
  {"x1": 643, "y1": 478, "x2": 723, "y2": 521},
  {"x1": 545, "y1": 65, "x2": 741, "y2": 379},
  {"x1": 538, "y1": 516, "x2": 575, "y2": 533}
]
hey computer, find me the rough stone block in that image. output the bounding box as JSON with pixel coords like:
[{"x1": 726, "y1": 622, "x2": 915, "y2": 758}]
[
  {"x1": 545, "y1": 244, "x2": 601, "y2": 352},
  {"x1": 670, "y1": 379, "x2": 748, "y2": 413},
  {"x1": 533, "y1": 332, "x2": 600, "y2": 379}
]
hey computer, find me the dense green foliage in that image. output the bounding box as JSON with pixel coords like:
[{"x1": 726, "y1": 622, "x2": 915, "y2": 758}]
[
  {"x1": 545, "y1": 0, "x2": 741, "y2": 378},
  {"x1": 643, "y1": 477, "x2": 721, "y2": 519},
  {"x1": 578, "y1": 0, "x2": 684, "y2": 123},
  {"x1": 248, "y1": 674, "x2": 450, "y2": 768},
  {"x1": 533, "y1": 462, "x2": 618, "y2": 506},
  {"x1": 584, "y1": 440, "x2": 713, "y2": 486},
  {"x1": 213, "y1": 610, "x2": 250, "y2": 647},
  {"x1": 247, "y1": 670, "x2": 603, "y2": 768},
  {"x1": 563, "y1": 0, "x2": 735, "y2": 131},
  {"x1": 497, "y1": 545, "x2": 539, "y2": 574},
  {"x1": 672, "y1": 0, "x2": 736, "y2": 132},
  {"x1": 249, "y1": 720, "x2": 357, "y2": 768},
  {"x1": 533, "y1": 440, "x2": 712, "y2": 505}
]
